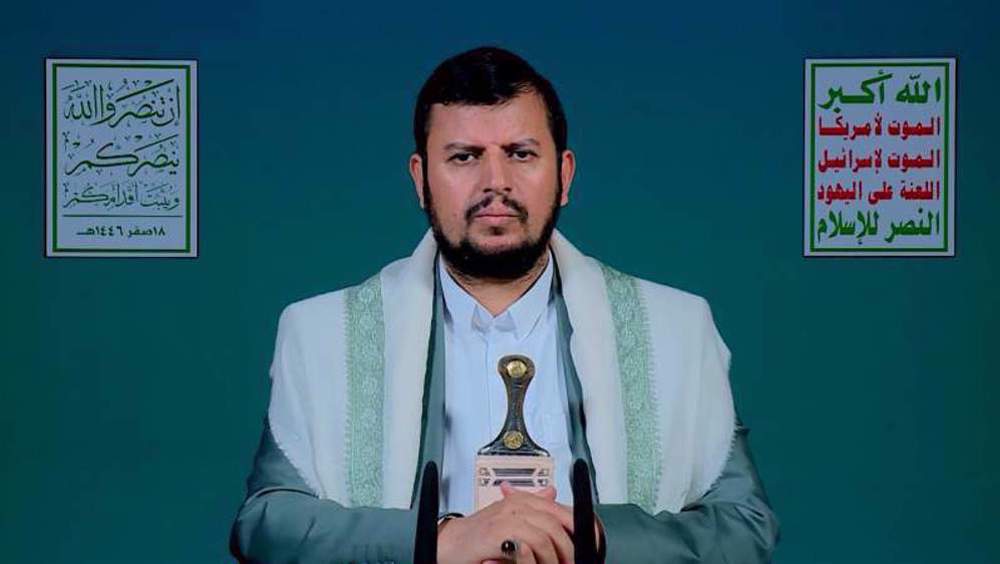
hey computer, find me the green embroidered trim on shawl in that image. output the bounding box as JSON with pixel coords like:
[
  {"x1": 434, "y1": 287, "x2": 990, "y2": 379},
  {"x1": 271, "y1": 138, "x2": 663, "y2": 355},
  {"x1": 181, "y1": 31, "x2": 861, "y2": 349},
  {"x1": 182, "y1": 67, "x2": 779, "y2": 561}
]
[
  {"x1": 601, "y1": 264, "x2": 661, "y2": 512},
  {"x1": 344, "y1": 274, "x2": 385, "y2": 506}
]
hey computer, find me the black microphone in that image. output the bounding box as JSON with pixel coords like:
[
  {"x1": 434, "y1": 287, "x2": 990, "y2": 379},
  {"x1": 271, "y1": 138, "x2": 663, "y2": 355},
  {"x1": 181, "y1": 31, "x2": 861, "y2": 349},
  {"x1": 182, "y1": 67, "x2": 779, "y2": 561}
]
[
  {"x1": 572, "y1": 458, "x2": 598, "y2": 564},
  {"x1": 414, "y1": 461, "x2": 440, "y2": 564}
]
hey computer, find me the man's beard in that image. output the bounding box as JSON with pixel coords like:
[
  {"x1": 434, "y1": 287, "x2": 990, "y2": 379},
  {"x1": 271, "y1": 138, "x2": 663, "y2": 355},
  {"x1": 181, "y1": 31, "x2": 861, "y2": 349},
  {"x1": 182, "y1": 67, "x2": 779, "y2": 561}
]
[{"x1": 423, "y1": 178, "x2": 562, "y2": 281}]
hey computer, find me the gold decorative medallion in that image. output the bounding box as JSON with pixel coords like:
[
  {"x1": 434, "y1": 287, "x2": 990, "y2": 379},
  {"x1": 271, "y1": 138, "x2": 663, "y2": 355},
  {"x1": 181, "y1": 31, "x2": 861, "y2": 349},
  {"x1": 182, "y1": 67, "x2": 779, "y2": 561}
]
[
  {"x1": 502, "y1": 430, "x2": 524, "y2": 450},
  {"x1": 505, "y1": 358, "x2": 528, "y2": 379}
]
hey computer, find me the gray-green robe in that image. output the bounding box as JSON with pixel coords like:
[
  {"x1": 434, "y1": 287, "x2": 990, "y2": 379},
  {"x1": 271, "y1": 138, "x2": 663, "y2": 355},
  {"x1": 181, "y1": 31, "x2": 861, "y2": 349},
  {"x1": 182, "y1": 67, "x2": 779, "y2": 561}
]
[{"x1": 230, "y1": 232, "x2": 779, "y2": 563}]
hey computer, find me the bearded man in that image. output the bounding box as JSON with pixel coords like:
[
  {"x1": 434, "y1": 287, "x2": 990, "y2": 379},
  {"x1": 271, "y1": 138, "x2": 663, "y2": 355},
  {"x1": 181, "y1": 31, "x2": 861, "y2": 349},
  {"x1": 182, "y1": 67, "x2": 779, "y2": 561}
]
[{"x1": 230, "y1": 46, "x2": 779, "y2": 564}]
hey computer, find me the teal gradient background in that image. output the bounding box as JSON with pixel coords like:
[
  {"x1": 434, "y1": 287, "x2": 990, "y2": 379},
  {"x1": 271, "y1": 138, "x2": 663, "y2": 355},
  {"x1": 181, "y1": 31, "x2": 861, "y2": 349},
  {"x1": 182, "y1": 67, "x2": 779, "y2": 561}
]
[{"x1": 1, "y1": 1, "x2": 996, "y2": 563}]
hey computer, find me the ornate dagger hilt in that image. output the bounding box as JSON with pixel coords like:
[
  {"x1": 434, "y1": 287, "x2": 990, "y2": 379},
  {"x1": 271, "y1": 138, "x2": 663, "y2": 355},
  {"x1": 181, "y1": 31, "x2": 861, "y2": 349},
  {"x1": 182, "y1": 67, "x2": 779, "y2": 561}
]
[{"x1": 478, "y1": 354, "x2": 550, "y2": 457}]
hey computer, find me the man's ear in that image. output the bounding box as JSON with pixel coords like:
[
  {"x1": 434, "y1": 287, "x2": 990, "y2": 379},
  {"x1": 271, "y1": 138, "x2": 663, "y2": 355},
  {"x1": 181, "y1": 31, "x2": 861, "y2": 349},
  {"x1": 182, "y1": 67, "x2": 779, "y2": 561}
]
[
  {"x1": 409, "y1": 153, "x2": 426, "y2": 209},
  {"x1": 559, "y1": 149, "x2": 576, "y2": 206}
]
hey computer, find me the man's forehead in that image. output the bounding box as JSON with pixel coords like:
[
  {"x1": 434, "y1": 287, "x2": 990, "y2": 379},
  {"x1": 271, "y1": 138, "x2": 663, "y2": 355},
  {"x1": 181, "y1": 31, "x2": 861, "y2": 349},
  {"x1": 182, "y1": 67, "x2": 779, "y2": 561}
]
[{"x1": 426, "y1": 92, "x2": 551, "y2": 148}]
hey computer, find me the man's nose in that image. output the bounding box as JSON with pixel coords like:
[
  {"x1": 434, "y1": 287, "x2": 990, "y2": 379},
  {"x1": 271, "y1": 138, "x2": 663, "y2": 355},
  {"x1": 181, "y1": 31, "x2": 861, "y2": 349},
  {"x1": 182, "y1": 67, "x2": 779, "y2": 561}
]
[{"x1": 479, "y1": 147, "x2": 512, "y2": 193}]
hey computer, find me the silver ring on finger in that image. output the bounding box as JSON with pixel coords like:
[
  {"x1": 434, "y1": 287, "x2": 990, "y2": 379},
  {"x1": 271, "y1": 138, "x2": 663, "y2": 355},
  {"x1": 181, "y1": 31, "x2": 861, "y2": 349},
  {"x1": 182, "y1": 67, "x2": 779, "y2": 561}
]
[{"x1": 501, "y1": 538, "x2": 518, "y2": 559}]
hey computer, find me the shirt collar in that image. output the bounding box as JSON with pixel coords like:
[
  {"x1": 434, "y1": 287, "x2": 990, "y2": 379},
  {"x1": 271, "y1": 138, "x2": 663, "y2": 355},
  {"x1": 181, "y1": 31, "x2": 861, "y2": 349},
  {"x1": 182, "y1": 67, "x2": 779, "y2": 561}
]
[{"x1": 438, "y1": 249, "x2": 554, "y2": 340}]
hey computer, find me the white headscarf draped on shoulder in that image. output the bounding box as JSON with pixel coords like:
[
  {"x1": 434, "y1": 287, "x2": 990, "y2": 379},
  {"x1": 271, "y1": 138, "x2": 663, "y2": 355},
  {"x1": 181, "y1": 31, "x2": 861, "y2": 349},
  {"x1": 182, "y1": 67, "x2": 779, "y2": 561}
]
[{"x1": 266, "y1": 230, "x2": 735, "y2": 514}]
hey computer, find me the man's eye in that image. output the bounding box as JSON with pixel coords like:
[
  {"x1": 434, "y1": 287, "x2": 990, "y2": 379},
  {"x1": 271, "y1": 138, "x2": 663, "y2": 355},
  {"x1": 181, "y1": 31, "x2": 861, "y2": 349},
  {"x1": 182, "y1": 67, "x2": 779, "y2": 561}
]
[
  {"x1": 449, "y1": 153, "x2": 476, "y2": 163},
  {"x1": 511, "y1": 150, "x2": 536, "y2": 161}
]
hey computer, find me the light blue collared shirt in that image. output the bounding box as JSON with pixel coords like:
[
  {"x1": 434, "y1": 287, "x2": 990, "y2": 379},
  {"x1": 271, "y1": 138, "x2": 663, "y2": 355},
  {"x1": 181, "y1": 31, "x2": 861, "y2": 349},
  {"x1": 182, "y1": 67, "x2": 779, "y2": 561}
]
[{"x1": 438, "y1": 251, "x2": 572, "y2": 514}]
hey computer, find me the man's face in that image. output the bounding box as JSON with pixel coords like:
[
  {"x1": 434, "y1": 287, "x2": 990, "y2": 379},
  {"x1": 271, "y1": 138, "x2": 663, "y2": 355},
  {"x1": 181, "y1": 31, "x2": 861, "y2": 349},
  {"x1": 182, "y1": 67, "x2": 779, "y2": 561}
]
[{"x1": 409, "y1": 90, "x2": 575, "y2": 279}]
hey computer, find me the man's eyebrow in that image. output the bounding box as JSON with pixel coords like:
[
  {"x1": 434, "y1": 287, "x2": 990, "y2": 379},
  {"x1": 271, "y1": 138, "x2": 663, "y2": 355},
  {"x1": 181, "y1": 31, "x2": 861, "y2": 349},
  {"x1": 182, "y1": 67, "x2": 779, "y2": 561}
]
[
  {"x1": 502, "y1": 138, "x2": 540, "y2": 150},
  {"x1": 441, "y1": 139, "x2": 540, "y2": 152},
  {"x1": 442, "y1": 142, "x2": 484, "y2": 153}
]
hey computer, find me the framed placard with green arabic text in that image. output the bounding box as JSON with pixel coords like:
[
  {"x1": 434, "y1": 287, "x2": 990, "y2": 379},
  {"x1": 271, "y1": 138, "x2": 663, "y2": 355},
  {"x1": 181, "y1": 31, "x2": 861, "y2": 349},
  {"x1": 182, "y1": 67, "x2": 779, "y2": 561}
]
[
  {"x1": 45, "y1": 58, "x2": 198, "y2": 257},
  {"x1": 804, "y1": 58, "x2": 955, "y2": 257}
]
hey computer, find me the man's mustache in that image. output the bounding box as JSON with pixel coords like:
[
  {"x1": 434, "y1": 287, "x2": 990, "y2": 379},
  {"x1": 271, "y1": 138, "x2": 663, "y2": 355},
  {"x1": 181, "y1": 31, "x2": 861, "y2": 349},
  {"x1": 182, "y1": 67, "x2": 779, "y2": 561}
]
[{"x1": 465, "y1": 194, "x2": 528, "y2": 223}]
